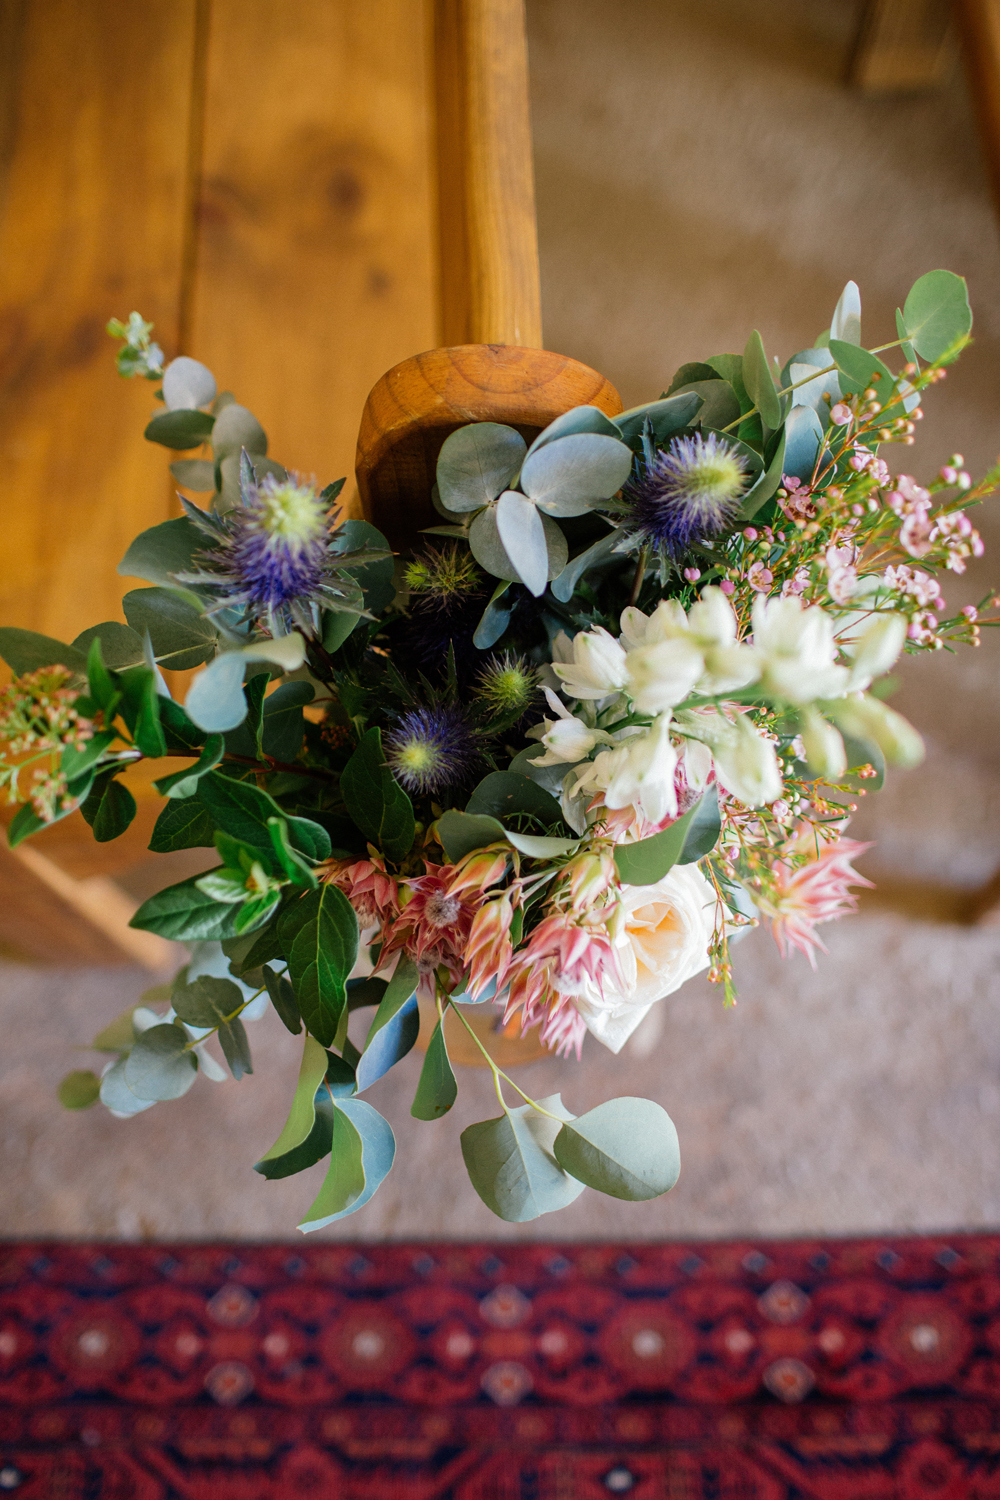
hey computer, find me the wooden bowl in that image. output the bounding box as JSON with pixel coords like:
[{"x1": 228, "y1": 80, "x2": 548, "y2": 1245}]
[{"x1": 355, "y1": 344, "x2": 622, "y2": 549}]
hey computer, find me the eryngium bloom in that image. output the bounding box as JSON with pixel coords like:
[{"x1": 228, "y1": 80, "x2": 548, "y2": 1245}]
[
  {"x1": 176, "y1": 470, "x2": 373, "y2": 636},
  {"x1": 385, "y1": 706, "x2": 476, "y2": 795},
  {"x1": 622, "y1": 432, "x2": 748, "y2": 557}
]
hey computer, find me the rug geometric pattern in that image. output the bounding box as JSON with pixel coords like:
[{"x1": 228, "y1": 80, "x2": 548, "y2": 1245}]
[{"x1": 3, "y1": 1236, "x2": 1000, "y2": 1496}]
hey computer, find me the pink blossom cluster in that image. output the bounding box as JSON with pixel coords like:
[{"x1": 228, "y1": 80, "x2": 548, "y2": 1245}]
[
  {"x1": 929, "y1": 509, "x2": 984, "y2": 574},
  {"x1": 760, "y1": 832, "x2": 873, "y2": 967}
]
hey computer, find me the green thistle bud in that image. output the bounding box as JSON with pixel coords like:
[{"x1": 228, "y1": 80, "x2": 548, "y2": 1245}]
[
  {"x1": 404, "y1": 545, "x2": 482, "y2": 608},
  {"x1": 475, "y1": 653, "x2": 538, "y2": 718}
]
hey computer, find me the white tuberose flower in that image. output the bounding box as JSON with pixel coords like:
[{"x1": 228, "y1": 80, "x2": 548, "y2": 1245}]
[
  {"x1": 553, "y1": 627, "x2": 629, "y2": 701},
  {"x1": 679, "y1": 708, "x2": 782, "y2": 806},
  {"x1": 623, "y1": 587, "x2": 759, "y2": 709},
  {"x1": 530, "y1": 689, "x2": 614, "y2": 766},
  {"x1": 752, "y1": 594, "x2": 849, "y2": 704},
  {"x1": 576, "y1": 714, "x2": 678, "y2": 826},
  {"x1": 571, "y1": 864, "x2": 716, "y2": 1052}
]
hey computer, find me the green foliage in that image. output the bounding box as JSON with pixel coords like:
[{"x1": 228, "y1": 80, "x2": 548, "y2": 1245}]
[
  {"x1": 255, "y1": 1034, "x2": 330, "y2": 1173},
  {"x1": 0, "y1": 628, "x2": 86, "y2": 677},
  {"x1": 436, "y1": 810, "x2": 506, "y2": 863},
  {"x1": 553, "y1": 1097, "x2": 681, "y2": 1201},
  {"x1": 333, "y1": 520, "x2": 396, "y2": 614},
  {"x1": 262, "y1": 963, "x2": 302, "y2": 1034},
  {"x1": 149, "y1": 796, "x2": 217, "y2": 852},
  {"x1": 611, "y1": 392, "x2": 701, "y2": 447},
  {"x1": 91, "y1": 1006, "x2": 140, "y2": 1052},
  {"x1": 124, "y1": 1022, "x2": 198, "y2": 1101},
  {"x1": 277, "y1": 885, "x2": 358, "y2": 1047},
  {"x1": 355, "y1": 956, "x2": 420, "y2": 1092},
  {"x1": 298, "y1": 1097, "x2": 395, "y2": 1231},
  {"x1": 72, "y1": 622, "x2": 145, "y2": 671},
  {"x1": 901, "y1": 269, "x2": 972, "y2": 362},
  {"x1": 153, "y1": 735, "x2": 225, "y2": 799},
  {"x1": 58, "y1": 1070, "x2": 102, "y2": 1110},
  {"x1": 82, "y1": 774, "x2": 138, "y2": 842},
  {"x1": 130, "y1": 871, "x2": 249, "y2": 941},
  {"x1": 742, "y1": 330, "x2": 782, "y2": 429},
  {"x1": 437, "y1": 422, "x2": 526, "y2": 513},
  {"x1": 466, "y1": 772, "x2": 563, "y2": 829},
  {"x1": 118, "y1": 516, "x2": 204, "y2": 591},
  {"x1": 613, "y1": 795, "x2": 704, "y2": 885},
  {"x1": 461, "y1": 1095, "x2": 585, "y2": 1221},
  {"x1": 678, "y1": 788, "x2": 722, "y2": 864},
  {"x1": 123, "y1": 588, "x2": 219, "y2": 670},
  {"x1": 144, "y1": 409, "x2": 216, "y2": 449},
  {"x1": 172, "y1": 974, "x2": 253, "y2": 1081},
  {"x1": 117, "y1": 666, "x2": 167, "y2": 758},
  {"x1": 340, "y1": 727, "x2": 416, "y2": 864},
  {"x1": 260, "y1": 681, "x2": 314, "y2": 761},
  {"x1": 410, "y1": 1017, "x2": 457, "y2": 1120}
]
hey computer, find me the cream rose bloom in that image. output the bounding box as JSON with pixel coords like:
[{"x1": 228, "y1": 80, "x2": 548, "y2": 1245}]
[{"x1": 571, "y1": 863, "x2": 716, "y2": 1053}]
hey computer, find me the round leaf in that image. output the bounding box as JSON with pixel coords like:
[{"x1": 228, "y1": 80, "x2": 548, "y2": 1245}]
[
  {"x1": 437, "y1": 422, "x2": 526, "y2": 513},
  {"x1": 553, "y1": 1096, "x2": 680, "y2": 1201},
  {"x1": 902, "y1": 269, "x2": 972, "y2": 361},
  {"x1": 163, "y1": 356, "x2": 217, "y2": 411},
  {"x1": 496, "y1": 490, "x2": 549, "y2": 597},
  {"x1": 124, "y1": 1024, "x2": 198, "y2": 1101},
  {"x1": 461, "y1": 1096, "x2": 586, "y2": 1222},
  {"x1": 519, "y1": 432, "x2": 633, "y2": 516},
  {"x1": 526, "y1": 405, "x2": 622, "y2": 456},
  {"x1": 211, "y1": 404, "x2": 268, "y2": 458},
  {"x1": 57, "y1": 1070, "x2": 101, "y2": 1110}
]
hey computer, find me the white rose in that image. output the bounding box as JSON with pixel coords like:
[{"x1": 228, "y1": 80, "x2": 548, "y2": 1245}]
[{"x1": 571, "y1": 864, "x2": 716, "y2": 1052}]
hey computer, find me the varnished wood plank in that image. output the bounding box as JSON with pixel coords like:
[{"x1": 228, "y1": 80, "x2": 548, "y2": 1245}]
[
  {"x1": 0, "y1": 0, "x2": 200, "y2": 642},
  {"x1": 188, "y1": 0, "x2": 438, "y2": 511},
  {"x1": 434, "y1": 0, "x2": 542, "y2": 347}
]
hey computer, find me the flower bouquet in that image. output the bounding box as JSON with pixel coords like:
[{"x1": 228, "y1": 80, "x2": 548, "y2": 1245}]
[{"x1": 2, "y1": 271, "x2": 993, "y2": 1228}]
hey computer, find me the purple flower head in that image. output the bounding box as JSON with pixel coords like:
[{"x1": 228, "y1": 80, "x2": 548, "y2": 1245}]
[
  {"x1": 622, "y1": 431, "x2": 748, "y2": 557},
  {"x1": 385, "y1": 706, "x2": 476, "y2": 796}
]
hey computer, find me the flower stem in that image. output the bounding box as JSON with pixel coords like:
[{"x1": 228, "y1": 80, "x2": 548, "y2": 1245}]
[{"x1": 445, "y1": 1000, "x2": 564, "y2": 1122}]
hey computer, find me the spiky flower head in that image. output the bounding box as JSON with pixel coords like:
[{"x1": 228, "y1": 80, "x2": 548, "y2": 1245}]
[
  {"x1": 385, "y1": 706, "x2": 477, "y2": 796},
  {"x1": 622, "y1": 432, "x2": 748, "y2": 557},
  {"x1": 174, "y1": 465, "x2": 376, "y2": 637},
  {"x1": 475, "y1": 653, "x2": 538, "y2": 719},
  {"x1": 404, "y1": 545, "x2": 483, "y2": 609}
]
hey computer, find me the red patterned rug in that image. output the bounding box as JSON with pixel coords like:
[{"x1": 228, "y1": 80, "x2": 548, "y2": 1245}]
[{"x1": 2, "y1": 1236, "x2": 1000, "y2": 1497}]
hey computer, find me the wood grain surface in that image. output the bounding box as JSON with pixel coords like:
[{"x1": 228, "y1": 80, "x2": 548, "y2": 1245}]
[
  {"x1": 0, "y1": 0, "x2": 199, "y2": 641},
  {"x1": 356, "y1": 343, "x2": 622, "y2": 546},
  {"x1": 188, "y1": 0, "x2": 437, "y2": 512}
]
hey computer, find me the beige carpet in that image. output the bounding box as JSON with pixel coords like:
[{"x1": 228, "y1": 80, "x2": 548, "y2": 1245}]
[{"x1": 3, "y1": 0, "x2": 1000, "y2": 1240}]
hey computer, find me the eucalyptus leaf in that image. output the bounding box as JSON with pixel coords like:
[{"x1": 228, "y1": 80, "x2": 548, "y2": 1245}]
[
  {"x1": 828, "y1": 340, "x2": 896, "y2": 399},
  {"x1": 551, "y1": 529, "x2": 619, "y2": 604},
  {"x1": 410, "y1": 1018, "x2": 457, "y2": 1120},
  {"x1": 72, "y1": 622, "x2": 145, "y2": 671},
  {"x1": 526, "y1": 404, "x2": 622, "y2": 456},
  {"x1": 495, "y1": 490, "x2": 549, "y2": 596},
  {"x1": 144, "y1": 408, "x2": 215, "y2": 449},
  {"x1": 787, "y1": 351, "x2": 841, "y2": 423},
  {"x1": 678, "y1": 787, "x2": 721, "y2": 863},
  {"x1": 676, "y1": 379, "x2": 740, "y2": 431},
  {"x1": 171, "y1": 973, "x2": 244, "y2": 1027},
  {"x1": 473, "y1": 581, "x2": 514, "y2": 650},
  {"x1": 123, "y1": 588, "x2": 218, "y2": 670},
  {"x1": 124, "y1": 1023, "x2": 198, "y2": 1101},
  {"x1": 169, "y1": 459, "x2": 216, "y2": 491},
  {"x1": 437, "y1": 422, "x2": 527, "y2": 512},
  {"x1": 461, "y1": 1094, "x2": 586, "y2": 1221},
  {"x1": 829, "y1": 280, "x2": 862, "y2": 345},
  {"x1": 332, "y1": 519, "x2": 396, "y2": 614},
  {"x1": 0, "y1": 627, "x2": 86, "y2": 677},
  {"x1": 118, "y1": 516, "x2": 204, "y2": 592},
  {"x1": 436, "y1": 809, "x2": 507, "y2": 862},
  {"x1": 519, "y1": 433, "x2": 633, "y2": 516},
  {"x1": 298, "y1": 1098, "x2": 395, "y2": 1230},
  {"x1": 613, "y1": 797, "x2": 701, "y2": 885},
  {"x1": 58, "y1": 1070, "x2": 102, "y2": 1110},
  {"x1": 901, "y1": 269, "x2": 972, "y2": 361},
  {"x1": 553, "y1": 1096, "x2": 680, "y2": 1201},
  {"x1": 467, "y1": 771, "x2": 564, "y2": 828},
  {"x1": 611, "y1": 392, "x2": 702, "y2": 446},
  {"x1": 99, "y1": 1056, "x2": 155, "y2": 1116},
  {"x1": 184, "y1": 653, "x2": 250, "y2": 733},
  {"x1": 210, "y1": 404, "x2": 267, "y2": 458},
  {"x1": 218, "y1": 1016, "x2": 253, "y2": 1080},
  {"x1": 781, "y1": 405, "x2": 823, "y2": 483}
]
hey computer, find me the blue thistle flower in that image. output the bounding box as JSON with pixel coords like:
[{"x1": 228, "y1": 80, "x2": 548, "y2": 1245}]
[
  {"x1": 174, "y1": 465, "x2": 374, "y2": 636},
  {"x1": 622, "y1": 432, "x2": 748, "y2": 557},
  {"x1": 385, "y1": 706, "x2": 476, "y2": 796}
]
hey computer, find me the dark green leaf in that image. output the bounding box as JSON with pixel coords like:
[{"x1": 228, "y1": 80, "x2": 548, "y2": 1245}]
[
  {"x1": 614, "y1": 799, "x2": 701, "y2": 886},
  {"x1": 197, "y1": 770, "x2": 284, "y2": 857},
  {"x1": 262, "y1": 963, "x2": 302, "y2": 1034},
  {"x1": 0, "y1": 627, "x2": 86, "y2": 676},
  {"x1": 171, "y1": 974, "x2": 244, "y2": 1027},
  {"x1": 57, "y1": 1070, "x2": 102, "y2": 1110},
  {"x1": 144, "y1": 408, "x2": 215, "y2": 448},
  {"x1": 158, "y1": 696, "x2": 209, "y2": 753},
  {"x1": 256, "y1": 1090, "x2": 333, "y2": 1179},
  {"x1": 234, "y1": 916, "x2": 288, "y2": 972},
  {"x1": 461, "y1": 1094, "x2": 586, "y2": 1221},
  {"x1": 437, "y1": 810, "x2": 507, "y2": 863},
  {"x1": 123, "y1": 1022, "x2": 198, "y2": 1101},
  {"x1": 298, "y1": 1098, "x2": 395, "y2": 1230},
  {"x1": 554, "y1": 1096, "x2": 681, "y2": 1201},
  {"x1": 221, "y1": 672, "x2": 268, "y2": 759},
  {"x1": 472, "y1": 581, "x2": 515, "y2": 650},
  {"x1": 85, "y1": 637, "x2": 119, "y2": 715},
  {"x1": 278, "y1": 885, "x2": 358, "y2": 1046},
  {"x1": 72, "y1": 622, "x2": 145, "y2": 671},
  {"x1": 411, "y1": 1017, "x2": 457, "y2": 1120},
  {"x1": 268, "y1": 816, "x2": 318, "y2": 888},
  {"x1": 130, "y1": 870, "x2": 246, "y2": 941},
  {"x1": 333, "y1": 519, "x2": 395, "y2": 613},
  {"x1": 149, "y1": 795, "x2": 217, "y2": 852},
  {"x1": 828, "y1": 340, "x2": 896, "y2": 399},
  {"x1": 340, "y1": 727, "x2": 415, "y2": 864},
  {"x1": 260, "y1": 681, "x2": 314, "y2": 761},
  {"x1": 611, "y1": 392, "x2": 701, "y2": 446},
  {"x1": 466, "y1": 771, "x2": 563, "y2": 828},
  {"x1": 255, "y1": 1035, "x2": 330, "y2": 1171},
  {"x1": 118, "y1": 666, "x2": 167, "y2": 758},
  {"x1": 123, "y1": 588, "x2": 218, "y2": 670},
  {"x1": 87, "y1": 776, "x2": 138, "y2": 842},
  {"x1": 153, "y1": 735, "x2": 225, "y2": 799}
]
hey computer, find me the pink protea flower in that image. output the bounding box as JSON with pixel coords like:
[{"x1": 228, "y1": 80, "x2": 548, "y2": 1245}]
[
  {"x1": 503, "y1": 911, "x2": 623, "y2": 1058},
  {"x1": 380, "y1": 862, "x2": 481, "y2": 993},
  {"x1": 323, "y1": 848, "x2": 398, "y2": 930},
  {"x1": 445, "y1": 844, "x2": 510, "y2": 899},
  {"x1": 761, "y1": 835, "x2": 873, "y2": 967},
  {"x1": 463, "y1": 890, "x2": 517, "y2": 1000}
]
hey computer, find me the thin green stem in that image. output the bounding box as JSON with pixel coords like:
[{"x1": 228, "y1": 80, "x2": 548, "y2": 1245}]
[{"x1": 445, "y1": 1001, "x2": 564, "y2": 1123}]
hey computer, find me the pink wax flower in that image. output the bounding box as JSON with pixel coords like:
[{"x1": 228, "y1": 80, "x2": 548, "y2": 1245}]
[
  {"x1": 760, "y1": 834, "x2": 873, "y2": 967},
  {"x1": 748, "y1": 562, "x2": 773, "y2": 592}
]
